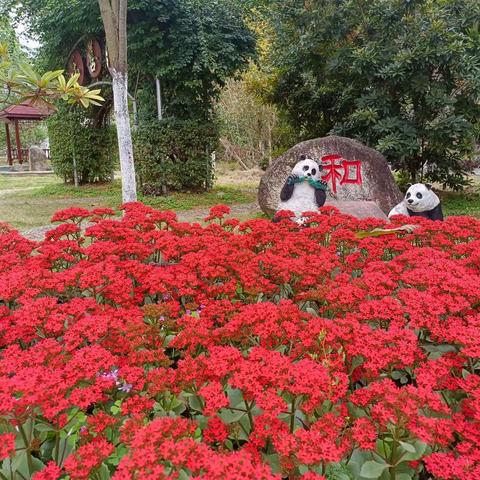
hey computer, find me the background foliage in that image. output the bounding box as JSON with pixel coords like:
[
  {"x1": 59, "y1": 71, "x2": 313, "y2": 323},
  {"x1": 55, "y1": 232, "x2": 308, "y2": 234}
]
[
  {"x1": 260, "y1": 0, "x2": 480, "y2": 188},
  {"x1": 5, "y1": 0, "x2": 256, "y2": 188},
  {"x1": 216, "y1": 78, "x2": 277, "y2": 169},
  {"x1": 7, "y1": 0, "x2": 480, "y2": 188},
  {"x1": 214, "y1": 9, "x2": 298, "y2": 170},
  {"x1": 127, "y1": 0, "x2": 256, "y2": 121},
  {"x1": 48, "y1": 106, "x2": 116, "y2": 184},
  {"x1": 133, "y1": 119, "x2": 218, "y2": 194},
  {"x1": 0, "y1": 18, "x2": 43, "y2": 156}
]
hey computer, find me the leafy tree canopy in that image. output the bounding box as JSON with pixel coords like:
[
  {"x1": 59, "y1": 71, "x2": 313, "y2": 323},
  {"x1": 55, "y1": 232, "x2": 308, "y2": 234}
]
[
  {"x1": 265, "y1": 0, "x2": 480, "y2": 187},
  {"x1": 6, "y1": 0, "x2": 256, "y2": 120},
  {"x1": 0, "y1": 17, "x2": 23, "y2": 60}
]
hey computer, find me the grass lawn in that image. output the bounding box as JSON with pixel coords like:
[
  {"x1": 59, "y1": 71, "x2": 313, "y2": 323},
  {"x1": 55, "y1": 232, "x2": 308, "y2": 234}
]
[
  {"x1": 0, "y1": 175, "x2": 257, "y2": 230},
  {"x1": 0, "y1": 171, "x2": 479, "y2": 231},
  {"x1": 438, "y1": 188, "x2": 480, "y2": 218}
]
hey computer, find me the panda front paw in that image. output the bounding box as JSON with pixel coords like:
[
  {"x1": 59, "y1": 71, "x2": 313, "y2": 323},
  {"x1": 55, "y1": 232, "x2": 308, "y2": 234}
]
[
  {"x1": 287, "y1": 174, "x2": 302, "y2": 185},
  {"x1": 307, "y1": 177, "x2": 328, "y2": 190}
]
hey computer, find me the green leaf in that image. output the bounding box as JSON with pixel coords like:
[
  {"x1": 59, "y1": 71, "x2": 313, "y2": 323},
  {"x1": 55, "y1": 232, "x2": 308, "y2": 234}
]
[
  {"x1": 399, "y1": 440, "x2": 428, "y2": 461},
  {"x1": 18, "y1": 61, "x2": 39, "y2": 81},
  {"x1": 108, "y1": 445, "x2": 128, "y2": 466},
  {"x1": 66, "y1": 72, "x2": 80, "y2": 88},
  {"x1": 399, "y1": 441, "x2": 416, "y2": 453},
  {"x1": 35, "y1": 422, "x2": 55, "y2": 432},
  {"x1": 11, "y1": 453, "x2": 45, "y2": 477},
  {"x1": 53, "y1": 436, "x2": 75, "y2": 465},
  {"x1": 375, "y1": 439, "x2": 391, "y2": 459},
  {"x1": 177, "y1": 469, "x2": 191, "y2": 480},
  {"x1": 263, "y1": 453, "x2": 281, "y2": 474},
  {"x1": 326, "y1": 461, "x2": 355, "y2": 480},
  {"x1": 110, "y1": 399, "x2": 122, "y2": 415},
  {"x1": 97, "y1": 463, "x2": 111, "y2": 480},
  {"x1": 219, "y1": 408, "x2": 245, "y2": 424},
  {"x1": 356, "y1": 229, "x2": 397, "y2": 239},
  {"x1": 188, "y1": 394, "x2": 203, "y2": 412},
  {"x1": 41, "y1": 69, "x2": 63, "y2": 83},
  {"x1": 226, "y1": 388, "x2": 244, "y2": 408},
  {"x1": 360, "y1": 460, "x2": 389, "y2": 479}
]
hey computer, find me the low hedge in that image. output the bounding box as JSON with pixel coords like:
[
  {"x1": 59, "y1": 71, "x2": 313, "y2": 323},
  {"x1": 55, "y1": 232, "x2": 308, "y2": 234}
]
[
  {"x1": 48, "y1": 107, "x2": 117, "y2": 184},
  {"x1": 133, "y1": 118, "x2": 218, "y2": 194}
]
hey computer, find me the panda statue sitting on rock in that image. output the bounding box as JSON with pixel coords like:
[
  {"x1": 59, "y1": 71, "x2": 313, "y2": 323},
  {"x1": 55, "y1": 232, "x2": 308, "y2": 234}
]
[
  {"x1": 275, "y1": 155, "x2": 328, "y2": 223},
  {"x1": 388, "y1": 183, "x2": 443, "y2": 221}
]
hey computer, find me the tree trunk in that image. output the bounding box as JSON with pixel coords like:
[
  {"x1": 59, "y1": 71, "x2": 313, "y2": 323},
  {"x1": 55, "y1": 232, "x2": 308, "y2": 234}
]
[
  {"x1": 112, "y1": 69, "x2": 136, "y2": 202},
  {"x1": 98, "y1": 0, "x2": 137, "y2": 203},
  {"x1": 409, "y1": 164, "x2": 418, "y2": 184}
]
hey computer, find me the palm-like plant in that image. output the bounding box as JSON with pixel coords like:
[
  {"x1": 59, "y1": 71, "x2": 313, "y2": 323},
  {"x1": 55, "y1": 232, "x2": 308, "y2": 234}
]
[{"x1": 0, "y1": 42, "x2": 104, "y2": 109}]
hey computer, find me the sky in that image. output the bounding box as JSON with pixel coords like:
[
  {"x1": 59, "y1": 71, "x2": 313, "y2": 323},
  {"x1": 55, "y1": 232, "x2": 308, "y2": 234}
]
[{"x1": 13, "y1": 17, "x2": 40, "y2": 53}]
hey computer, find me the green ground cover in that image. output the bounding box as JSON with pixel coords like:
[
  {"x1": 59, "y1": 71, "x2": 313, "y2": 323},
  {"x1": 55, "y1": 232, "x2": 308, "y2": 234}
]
[
  {"x1": 438, "y1": 188, "x2": 480, "y2": 218},
  {"x1": 0, "y1": 175, "x2": 256, "y2": 230},
  {"x1": 0, "y1": 172, "x2": 479, "y2": 231},
  {"x1": 33, "y1": 179, "x2": 255, "y2": 209}
]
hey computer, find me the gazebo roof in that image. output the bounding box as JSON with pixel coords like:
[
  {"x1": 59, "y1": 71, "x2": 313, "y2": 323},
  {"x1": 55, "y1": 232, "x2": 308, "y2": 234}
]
[{"x1": 0, "y1": 101, "x2": 53, "y2": 123}]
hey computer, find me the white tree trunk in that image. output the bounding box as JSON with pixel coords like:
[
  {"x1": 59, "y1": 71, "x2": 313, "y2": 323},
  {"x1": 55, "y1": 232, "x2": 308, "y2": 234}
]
[
  {"x1": 156, "y1": 77, "x2": 163, "y2": 120},
  {"x1": 111, "y1": 68, "x2": 137, "y2": 203}
]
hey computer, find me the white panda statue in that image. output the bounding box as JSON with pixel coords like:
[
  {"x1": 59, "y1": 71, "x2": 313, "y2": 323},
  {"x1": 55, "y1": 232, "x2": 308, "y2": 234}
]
[
  {"x1": 388, "y1": 183, "x2": 443, "y2": 221},
  {"x1": 275, "y1": 155, "x2": 327, "y2": 221}
]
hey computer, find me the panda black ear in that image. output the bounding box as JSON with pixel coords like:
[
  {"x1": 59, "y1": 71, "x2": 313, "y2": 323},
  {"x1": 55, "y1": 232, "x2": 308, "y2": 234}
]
[
  {"x1": 299, "y1": 154, "x2": 306, "y2": 161},
  {"x1": 425, "y1": 183, "x2": 432, "y2": 190},
  {"x1": 406, "y1": 183, "x2": 412, "y2": 188}
]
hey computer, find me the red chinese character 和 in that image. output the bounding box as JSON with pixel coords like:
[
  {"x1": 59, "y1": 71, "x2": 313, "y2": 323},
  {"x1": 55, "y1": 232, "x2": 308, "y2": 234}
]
[{"x1": 321, "y1": 155, "x2": 362, "y2": 193}]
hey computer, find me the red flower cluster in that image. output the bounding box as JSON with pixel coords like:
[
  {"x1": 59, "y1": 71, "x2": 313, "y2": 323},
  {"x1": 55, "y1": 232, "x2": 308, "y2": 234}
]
[{"x1": 0, "y1": 203, "x2": 479, "y2": 480}]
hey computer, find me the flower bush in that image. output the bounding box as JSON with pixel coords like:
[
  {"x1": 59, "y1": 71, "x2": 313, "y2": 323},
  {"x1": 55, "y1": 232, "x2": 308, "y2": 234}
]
[{"x1": 0, "y1": 203, "x2": 479, "y2": 480}]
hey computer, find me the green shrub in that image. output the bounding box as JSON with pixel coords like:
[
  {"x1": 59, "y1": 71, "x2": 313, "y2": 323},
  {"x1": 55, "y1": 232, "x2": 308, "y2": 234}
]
[
  {"x1": 133, "y1": 119, "x2": 218, "y2": 194},
  {"x1": 48, "y1": 107, "x2": 117, "y2": 184},
  {"x1": 394, "y1": 170, "x2": 413, "y2": 193}
]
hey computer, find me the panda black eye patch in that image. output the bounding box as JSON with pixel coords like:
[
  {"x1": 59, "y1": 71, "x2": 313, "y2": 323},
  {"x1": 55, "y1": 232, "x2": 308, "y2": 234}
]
[
  {"x1": 416, "y1": 193, "x2": 423, "y2": 199},
  {"x1": 303, "y1": 165, "x2": 309, "y2": 171},
  {"x1": 311, "y1": 168, "x2": 317, "y2": 175},
  {"x1": 406, "y1": 192, "x2": 411, "y2": 198}
]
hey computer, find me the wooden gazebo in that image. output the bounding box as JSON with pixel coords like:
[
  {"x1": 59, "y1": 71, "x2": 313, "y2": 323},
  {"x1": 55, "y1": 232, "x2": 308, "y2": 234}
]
[{"x1": 0, "y1": 102, "x2": 52, "y2": 165}]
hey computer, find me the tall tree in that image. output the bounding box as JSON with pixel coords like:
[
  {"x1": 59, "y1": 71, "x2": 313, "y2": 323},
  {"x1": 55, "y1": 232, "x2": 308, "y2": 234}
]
[
  {"x1": 98, "y1": 0, "x2": 136, "y2": 203},
  {"x1": 7, "y1": 0, "x2": 255, "y2": 193},
  {"x1": 265, "y1": 0, "x2": 480, "y2": 188}
]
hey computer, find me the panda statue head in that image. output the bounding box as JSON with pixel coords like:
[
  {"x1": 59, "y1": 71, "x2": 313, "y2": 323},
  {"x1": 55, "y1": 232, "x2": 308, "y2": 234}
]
[
  {"x1": 291, "y1": 154, "x2": 322, "y2": 180},
  {"x1": 404, "y1": 183, "x2": 439, "y2": 212}
]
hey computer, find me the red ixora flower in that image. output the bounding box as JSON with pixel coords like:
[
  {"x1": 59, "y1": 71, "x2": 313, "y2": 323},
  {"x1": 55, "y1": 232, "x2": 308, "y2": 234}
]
[
  {"x1": 0, "y1": 433, "x2": 15, "y2": 459},
  {"x1": 32, "y1": 462, "x2": 62, "y2": 480},
  {"x1": 0, "y1": 202, "x2": 479, "y2": 479},
  {"x1": 204, "y1": 204, "x2": 231, "y2": 222},
  {"x1": 51, "y1": 207, "x2": 92, "y2": 223}
]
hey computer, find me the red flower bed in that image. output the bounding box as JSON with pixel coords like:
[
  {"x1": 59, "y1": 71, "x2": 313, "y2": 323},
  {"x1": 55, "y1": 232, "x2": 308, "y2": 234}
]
[{"x1": 0, "y1": 203, "x2": 479, "y2": 480}]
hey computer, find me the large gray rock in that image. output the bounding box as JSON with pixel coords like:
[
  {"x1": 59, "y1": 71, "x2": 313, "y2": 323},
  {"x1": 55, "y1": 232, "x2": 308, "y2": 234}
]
[
  {"x1": 28, "y1": 146, "x2": 51, "y2": 172},
  {"x1": 259, "y1": 136, "x2": 403, "y2": 216},
  {"x1": 325, "y1": 200, "x2": 387, "y2": 220}
]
